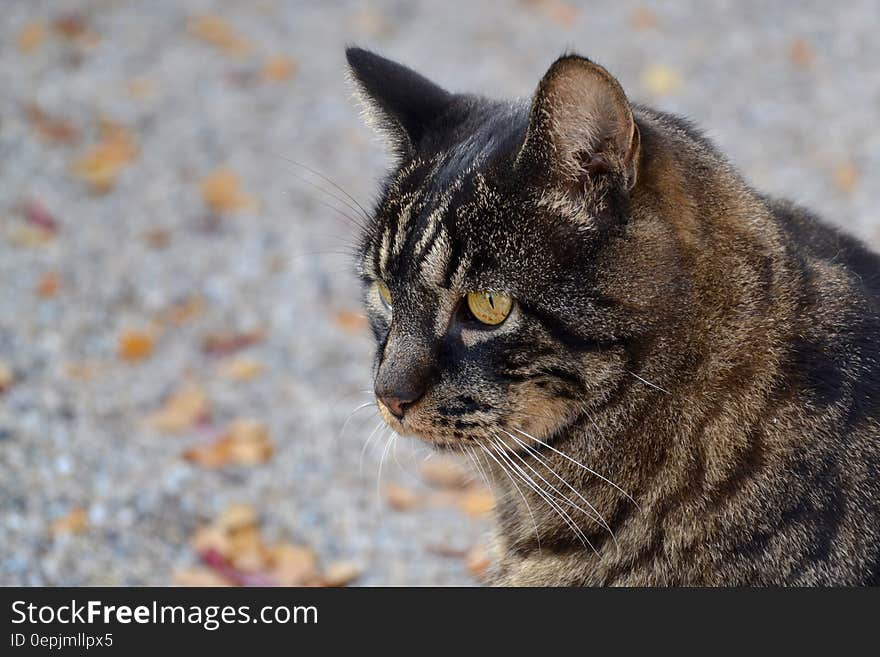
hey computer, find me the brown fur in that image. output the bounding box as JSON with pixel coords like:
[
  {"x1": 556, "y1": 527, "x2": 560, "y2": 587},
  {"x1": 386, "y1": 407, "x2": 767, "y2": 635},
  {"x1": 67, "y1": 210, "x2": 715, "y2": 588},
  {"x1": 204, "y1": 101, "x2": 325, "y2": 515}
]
[{"x1": 347, "y1": 48, "x2": 880, "y2": 586}]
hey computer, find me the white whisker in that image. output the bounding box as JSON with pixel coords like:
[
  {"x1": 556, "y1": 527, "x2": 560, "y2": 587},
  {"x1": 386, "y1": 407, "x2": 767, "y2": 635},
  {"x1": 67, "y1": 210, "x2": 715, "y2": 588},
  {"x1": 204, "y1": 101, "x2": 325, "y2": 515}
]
[
  {"x1": 376, "y1": 430, "x2": 396, "y2": 512},
  {"x1": 504, "y1": 430, "x2": 620, "y2": 555},
  {"x1": 627, "y1": 370, "x2": 670, "y2": 395},
  {"x1": 488, "y1": 436, "x2": 596, "y2": 554},
  {"x1": 512, "y1": 426, "x2": 639, "y2": 508},
  {"x1": 476, "y1": 442, "x2": 542, "y2": 552}
]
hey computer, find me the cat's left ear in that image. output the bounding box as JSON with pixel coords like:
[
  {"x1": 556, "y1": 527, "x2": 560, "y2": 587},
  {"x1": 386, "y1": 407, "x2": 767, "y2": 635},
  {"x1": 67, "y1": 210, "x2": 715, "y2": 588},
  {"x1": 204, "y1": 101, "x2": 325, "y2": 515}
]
[
  {"x1": 346, "y1": 47, "x2": 453, "y2": 157},
  {"x1": 518, "y1": 55, "x2": 640, "y2": 191}
]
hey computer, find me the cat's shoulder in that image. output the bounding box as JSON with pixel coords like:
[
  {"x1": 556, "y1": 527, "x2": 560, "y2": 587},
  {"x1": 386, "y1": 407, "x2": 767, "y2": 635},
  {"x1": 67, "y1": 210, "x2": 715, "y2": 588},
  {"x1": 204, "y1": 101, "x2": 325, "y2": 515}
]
[{"x1": 765, "y1": 195, "x2": 880, "y2": 304}]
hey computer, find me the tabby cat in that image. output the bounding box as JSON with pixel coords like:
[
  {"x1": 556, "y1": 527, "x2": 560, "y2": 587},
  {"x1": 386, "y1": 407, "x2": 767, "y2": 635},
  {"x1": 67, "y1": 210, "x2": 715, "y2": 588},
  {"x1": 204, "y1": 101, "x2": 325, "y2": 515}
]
[{"x1": 346, "y1": 47, "x2": 880, "y2": 585}]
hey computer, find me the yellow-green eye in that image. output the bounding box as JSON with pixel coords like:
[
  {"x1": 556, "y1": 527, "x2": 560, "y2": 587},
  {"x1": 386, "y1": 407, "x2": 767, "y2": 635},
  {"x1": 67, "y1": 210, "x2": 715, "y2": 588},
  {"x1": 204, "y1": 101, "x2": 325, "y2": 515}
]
[
  {"x1": 466, "y1": 291, "x2": 513, "y2": 326},
  {"x1": 376, "y1": 281, "x2": 392, "y2": 308}
]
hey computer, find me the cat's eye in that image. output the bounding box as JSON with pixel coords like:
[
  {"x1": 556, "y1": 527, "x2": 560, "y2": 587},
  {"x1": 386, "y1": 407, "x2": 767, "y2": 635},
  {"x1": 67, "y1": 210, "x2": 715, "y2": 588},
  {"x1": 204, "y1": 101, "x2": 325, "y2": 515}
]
[
  {"x1": 376, "y1": 281, "x2": 392, "y2": 308},
  {"x1": 466, "y1": 291, "x2": 513, "y2": 326}
]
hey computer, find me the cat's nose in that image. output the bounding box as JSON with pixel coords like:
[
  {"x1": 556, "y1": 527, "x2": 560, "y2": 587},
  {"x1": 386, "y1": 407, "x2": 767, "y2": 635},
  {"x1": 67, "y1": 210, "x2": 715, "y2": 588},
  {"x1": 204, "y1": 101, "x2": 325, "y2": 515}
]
[
  {"x1": 375, "y1": 383, "x2": 424, "y2": 419},
  {"x1": 375, "y1": 330, "x2": 432, "y2": 420}
]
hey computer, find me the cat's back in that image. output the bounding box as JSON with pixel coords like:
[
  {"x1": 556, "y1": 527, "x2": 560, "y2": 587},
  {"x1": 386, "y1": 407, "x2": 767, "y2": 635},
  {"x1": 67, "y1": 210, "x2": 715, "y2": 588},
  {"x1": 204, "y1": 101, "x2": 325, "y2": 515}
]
[{"x1": 768, "y1": 196, "x2": 880, "y2": 305}]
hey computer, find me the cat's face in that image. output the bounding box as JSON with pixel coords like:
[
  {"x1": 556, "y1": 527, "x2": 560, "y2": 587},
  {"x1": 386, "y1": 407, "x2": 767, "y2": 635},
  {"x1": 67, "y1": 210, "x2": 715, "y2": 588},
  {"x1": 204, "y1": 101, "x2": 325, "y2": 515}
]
[{"x1": 348, "y1": 49, "x2": 644, "y2": 450}]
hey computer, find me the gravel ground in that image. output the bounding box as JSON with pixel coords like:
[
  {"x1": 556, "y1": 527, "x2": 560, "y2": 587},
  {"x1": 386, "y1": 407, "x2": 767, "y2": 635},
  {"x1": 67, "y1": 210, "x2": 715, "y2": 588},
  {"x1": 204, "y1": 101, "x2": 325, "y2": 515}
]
[{"x1": 1, "y1": 0, "x2": 878, "y2": 586}]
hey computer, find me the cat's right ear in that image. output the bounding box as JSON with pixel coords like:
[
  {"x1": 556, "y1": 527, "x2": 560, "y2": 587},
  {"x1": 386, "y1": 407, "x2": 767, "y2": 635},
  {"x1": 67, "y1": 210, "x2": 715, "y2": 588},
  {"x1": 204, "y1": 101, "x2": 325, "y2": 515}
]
[
  {"x1": 346, "y1": 47, "x2": 453, "y2": 157},
  {"x1": 517, "y1": 55, "x2": 640, "y2": 193}
]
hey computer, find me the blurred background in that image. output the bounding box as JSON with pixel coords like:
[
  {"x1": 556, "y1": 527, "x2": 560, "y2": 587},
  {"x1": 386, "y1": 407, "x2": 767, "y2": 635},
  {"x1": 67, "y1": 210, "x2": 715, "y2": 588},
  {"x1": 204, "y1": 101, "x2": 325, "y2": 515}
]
[{"x1": 1, "y1": 0, "x2": 878, "y2": 586}]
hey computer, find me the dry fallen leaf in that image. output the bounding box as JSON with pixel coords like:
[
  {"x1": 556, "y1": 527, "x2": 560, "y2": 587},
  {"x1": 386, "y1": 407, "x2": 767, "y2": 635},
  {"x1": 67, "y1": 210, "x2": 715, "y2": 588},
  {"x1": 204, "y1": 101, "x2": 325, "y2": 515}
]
[
  {"x1": 7, "y1": 225, "x2": 54, "y2": 248},
  {"x1": 202, "y1": 328, "x2": 265, "y2": 356},
  {"x1": 457, "y1": 489, "x2": 496, "y2": 517},
  {"x1": 50, "y1": 507, "x2": 88, "y2": 536},
  {"x1": 183, "y1": 419, "x2": 274, "y2": 468},
  {"x1": 629, "y1": 6, "x2": 658, "y2": 30},
  {"x1": 188, "y1": 14, "x2": 250, "y2": 56},
  {"x1": 24, "y1": 104, "x2": 78, "y2": 144},
  {"x1": 20, "y1": 199, "x2": 59, "y2": 234},
  {"x1": 351, "y1": 10, "x2": 394, "y2": 38},
  {"x1": 200, "y1": 169, "x2": 257, "y2": 213},
  {"x1": 71, "y1": 120, "x2": 137, "y2": 193},
  {"x1": 832, "y1": 162, "x2": 858, "y2": 193},
  {"x1": 143, "y1": 227, "x2": 171, "y2": 249},
  {"x1": 65, "y1": 361, "x2": 101, "y2": 381},
  {"x1": 228, "y1": 524, "x2": 269, "y2": 572},
  {"x1": 36, "y1": 272, "x2": 60, "y2": 298},
  {"x1": 52, "y1": 14, "x2": 99, "y2": 46},
  {"x1": 333, "y1": 310, "x2": 368, "y2": 334},
  {"x1": 118, "y1": 329, "x2": 155, "y2": 362},
  {"x1": 191, "y1": 525, "x2": 231, "y2": 556},
  {"x1": 0, "y1": 362, "x2": 14, "y2": 393},
  {"x1": 384, "y1": 483, "x2": 422, "y2": 511},
  {"x1": 186, "y1": 504, "x2": 356, "y2": 587},
  {"x1": 172, "y1": 566, "x2": 233, "y2": 587},
  {"x1": 262, "y1": 55, "x2": 298, "y2": 82},
  {"x1": 269, "y1": 544, "x2": 320, "y2": 586},
  {"x1": 158, "y1": 296, "x2": 206, "y2": 326},
  {"x1": 420, "y1": 457, "x2": 472, "y2": 489},
  {"x1": 218, "y1": 357, "x2": 264, "y2": 381},
  {"x1": 127, "y1": 77, "x2": 156, "y2": 101},
  {"x1": 788, "y1": 38, "x2": 815, "y2": 68},
  {"x1": 17, "y1": 22, "x2": 45, "y2": 53},
  {"x1": 524, "y1": 0, "x2": 579, "y2": 26},
  {"x1": 642, "y1": 64, "x2": 683, "y2": 96},
  {"x1": 147, "y1": 385, "x2": 210, "y2": 434},
  {"x1": 322, "y1": 561, "x2": 361, "y2": 587},
  {"x1": 217, "y1": 503, "x2": 259, "y2": 532},
  {"x1": 465, "y1": 543, "x2": 491, "y2": 580}
]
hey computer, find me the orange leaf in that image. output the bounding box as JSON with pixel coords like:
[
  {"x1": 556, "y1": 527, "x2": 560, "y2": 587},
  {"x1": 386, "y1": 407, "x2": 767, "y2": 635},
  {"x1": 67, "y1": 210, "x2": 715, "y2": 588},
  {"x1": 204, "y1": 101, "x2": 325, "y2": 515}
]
[
  {"x1": 0, "y1": 362, "x2": 14, "y2": 393},
  {"x1": 147, "y1": 385, "x2": 210, "y2": 434},
  {"x1": 200, "y1": 169, "x2": 257, "y2": 213},
  {"x1": 71, "y1": 120, "x2": 137, "y2": 193},
  {"x1": 188, "y1": 15, "x2": 251, "y2": 56},
  {"x1": 322, "y1": 561, "x2": 361, "y2": 587},
  {"x1": 525, "y1": 0, "x2": 579, "y2": 26},
  {"x1": 465, "y1": 543, "x2": 491, "y2": 579},
  {"x1": 157, "y1": 296, "x2": 206, "y2": 326},
  {"x1": 642, "y1": 64, "x2": 683, "y2": 96},
  {"x1": 172, "y1": 566, "x2": 234, "y2": 587},
  {"x1": 420, "y1": 457, "x2": 472, "y2": 489},
  {"x1": 50, "y1": 507, "x2": 88, "y2": 536},
  {"x1": 217, "y1": 503, "x2": 259, "y2": 532},
  {"x1": 218, "y1": 357, "x2": 264, "y2": 381},
  {"x1": 787, "y1": 38, "x2": 815, "y2": 68},
  {"x1": 384, "y1": 483, "x2": 422, "y2": 511},
  {"x1": 457, "y1": 489, "x2": 495, "y2": 517},
  {"x1": 191, "y1": 526, "x2": 232, "y2": 558},
  {"x1": 118, "y1": 329, "x2": 155, "y2": 362},
  {"x1": 333, "y1": 310, "x2": 368, "y2": 334},
  {"x1": 629, "y1": 7, "x2": 658, "y2": 30},
  {"x1": 36, "y1": 272, "x2": 60, "y2": 298},
  {"x1": 24, "y1": 104, "x2": 78, "y2": 144},
  {"x1": 17, "y1": 23, "x2": 45, "y2": 53},
  {"x1": 269, "y1": 544, "x2": 320, "y2": 586},
  {"x1": 262, "y1": 55, "x2": 298, "y2": 82},
  {"x1": 832, "y1": 163, "x2": 858, "y2": 193},
  {"x1": 183, "y1": 419, "x2": 274, "y2": 468}
]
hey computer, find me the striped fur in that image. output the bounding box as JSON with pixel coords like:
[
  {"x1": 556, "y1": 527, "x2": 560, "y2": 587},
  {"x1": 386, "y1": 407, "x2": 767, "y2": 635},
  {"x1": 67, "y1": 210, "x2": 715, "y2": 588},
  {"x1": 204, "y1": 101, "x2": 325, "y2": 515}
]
[{"x1": 347, "y1": 48, "x2": 880, "y2": 586}]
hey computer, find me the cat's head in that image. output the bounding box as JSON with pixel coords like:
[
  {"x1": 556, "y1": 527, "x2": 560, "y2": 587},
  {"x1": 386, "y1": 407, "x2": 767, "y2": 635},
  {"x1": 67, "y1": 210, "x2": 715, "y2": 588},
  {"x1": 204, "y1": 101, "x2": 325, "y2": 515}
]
[{"x1": 347, "y1": 48, "x2": 671, "y2": 451}]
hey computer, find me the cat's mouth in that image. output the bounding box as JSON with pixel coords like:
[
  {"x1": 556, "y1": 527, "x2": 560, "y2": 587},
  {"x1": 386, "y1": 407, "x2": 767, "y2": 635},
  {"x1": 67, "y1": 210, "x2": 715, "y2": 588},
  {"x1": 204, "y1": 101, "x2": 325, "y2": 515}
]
[
  {"x1": 376, "y1": 397, "x2": 560, "y2": 453},
  {"x1": 377, "y1": 399, "x2": 452, "y2": 447}
]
